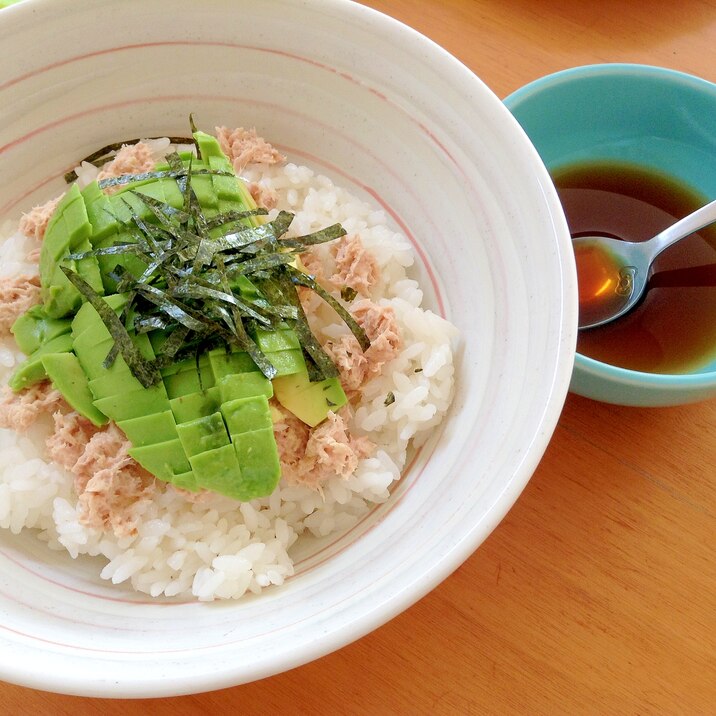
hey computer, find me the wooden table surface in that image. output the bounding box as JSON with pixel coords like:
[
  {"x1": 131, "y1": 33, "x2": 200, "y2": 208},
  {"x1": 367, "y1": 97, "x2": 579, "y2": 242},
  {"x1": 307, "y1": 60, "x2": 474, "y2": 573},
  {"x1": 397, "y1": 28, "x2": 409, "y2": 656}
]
[{"x1": 2, "y1": 0, "x2": 716, "y2": 713}]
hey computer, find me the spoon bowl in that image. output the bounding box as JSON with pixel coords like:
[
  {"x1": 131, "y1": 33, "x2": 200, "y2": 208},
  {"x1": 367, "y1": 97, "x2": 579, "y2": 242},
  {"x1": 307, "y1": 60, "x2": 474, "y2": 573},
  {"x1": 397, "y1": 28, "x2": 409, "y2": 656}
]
[{"x1": 575, "y1": 197, "x2": 716, "y2": 329}]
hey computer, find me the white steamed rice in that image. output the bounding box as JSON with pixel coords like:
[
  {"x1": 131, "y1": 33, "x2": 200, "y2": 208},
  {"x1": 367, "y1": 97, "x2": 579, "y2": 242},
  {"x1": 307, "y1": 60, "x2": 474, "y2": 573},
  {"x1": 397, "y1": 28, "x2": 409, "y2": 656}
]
[{"x1": 0, "y1": 146, "x2": 457, "y2": 601}]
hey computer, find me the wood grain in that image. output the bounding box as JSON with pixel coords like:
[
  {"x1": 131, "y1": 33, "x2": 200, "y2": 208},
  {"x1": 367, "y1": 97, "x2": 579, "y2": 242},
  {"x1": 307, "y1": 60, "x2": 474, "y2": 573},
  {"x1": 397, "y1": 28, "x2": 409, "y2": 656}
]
[{"x1": 2, "y1": 1, "x2": 715, "y2": 713}]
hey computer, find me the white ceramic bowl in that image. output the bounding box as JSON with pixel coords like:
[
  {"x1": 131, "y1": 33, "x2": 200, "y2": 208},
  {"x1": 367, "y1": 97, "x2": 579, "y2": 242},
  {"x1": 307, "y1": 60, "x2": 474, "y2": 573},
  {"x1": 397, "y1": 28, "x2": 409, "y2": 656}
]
[{"x1": 0, "y1": 0, "x2": 577, "y2": 697}]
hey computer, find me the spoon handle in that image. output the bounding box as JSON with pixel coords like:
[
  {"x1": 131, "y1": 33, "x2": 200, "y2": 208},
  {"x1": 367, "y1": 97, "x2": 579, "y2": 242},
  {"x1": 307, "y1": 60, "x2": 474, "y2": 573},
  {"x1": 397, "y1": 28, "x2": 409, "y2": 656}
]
[{"x1": 649, "y1": 197, "x2": 716, "y2": 257}]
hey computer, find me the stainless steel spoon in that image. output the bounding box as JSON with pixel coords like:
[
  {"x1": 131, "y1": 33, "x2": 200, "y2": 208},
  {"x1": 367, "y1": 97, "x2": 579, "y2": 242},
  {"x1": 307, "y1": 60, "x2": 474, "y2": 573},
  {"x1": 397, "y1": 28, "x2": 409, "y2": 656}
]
[{"x1": 573, "y1": 198, "x2": 716, "y2": 329}]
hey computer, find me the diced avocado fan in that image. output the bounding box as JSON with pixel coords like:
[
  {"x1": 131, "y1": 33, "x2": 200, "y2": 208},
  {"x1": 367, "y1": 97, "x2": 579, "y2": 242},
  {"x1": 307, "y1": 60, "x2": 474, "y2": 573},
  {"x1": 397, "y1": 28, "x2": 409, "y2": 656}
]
[{"x1": 8, "y1": 130, "x2": 370, "y2": 501}]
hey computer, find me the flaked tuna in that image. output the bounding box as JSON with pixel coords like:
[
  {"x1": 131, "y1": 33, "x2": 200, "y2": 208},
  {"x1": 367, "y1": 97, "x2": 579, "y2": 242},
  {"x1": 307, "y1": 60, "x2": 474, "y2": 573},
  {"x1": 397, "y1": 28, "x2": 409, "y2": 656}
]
[
  {"x1": 330, "y1": 235, "x2": 379, "y2": 297},
  {"x1": 0, "y1": 274, "x2": 41, "y2": 333},
  {"x1": 19, "y1": 195, "x2": 62, "y2": 243},
  {"x1": 0, "y1": 381, "x2": 63, "y2": 431},
  {"x1": 215, "y1": 126, "x2": 285, "y2": 172}
]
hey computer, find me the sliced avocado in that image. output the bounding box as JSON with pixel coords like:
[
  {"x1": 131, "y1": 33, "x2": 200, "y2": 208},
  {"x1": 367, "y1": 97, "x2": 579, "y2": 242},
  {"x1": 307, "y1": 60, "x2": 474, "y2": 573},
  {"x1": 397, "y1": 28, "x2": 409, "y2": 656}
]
[
  {"x1": 176, "y1": 412, "x2": 230, "y2": 457},
  {"x1": 231, "y1": 427, "x2": 281, "y2": 500},
  {"x1": 118, "y1": 410, "x2": 178, "y2": 447},
  {"x1": 39, "y1": 185, "x2": 95, "y2": 318},
  {"x1": 273, "y1": 368, "x2": 347, "y2": 427},
  {"x1": 159, "y1": 352, "x2": 211, "y2": 377},
  {"x1": 265, "y1": 348, "x2": 305, "y2": 377},
  {"x1": 10, "y1": 305, "x2": 71, "y2": 356},
  {"x1": 71, "y1": 293, "x2": 128, "y2": 338},
  {"x1": 41, "y1": 352, "x2": 108, "y2": 426},
  {"x1": 113, "y1": 190, "x2": 156, "y2": 224},
  {"x1": 217, "y1": 372, "x2": 273, "y2": 402},
  {"x1": 195, "y1": 131, "x2": 227, "y2": 161},
  {"x1": 128, "y1": 438, "x2": 191, "y2": 480},
  {"x1": 252, "y1": 326, "x2": 300, "y2": 353},
  {"x1": 73, "y1": 239, "x2": 105, "y2": 296},
  {"x1": 221, "y1": 395, "x2": 273, "y2": 436},
  {"x1": 62, "y1": 193, "x2": 93, "y2": 250},
  {"x1": 40, "y1": 184, "x2": 81, "y2": 267},
  {"x1": 93, "y1": 384, "x2": 169, "y2": 422},
  {"x1": 81, "y1": 181, "x2": 119, "y2": 242},
  {"x1": 87, "y1": 367, "x2": 145, "y2": 400},
  {"x1": 172, "y1": 470, "x2": 199, "y2": 492},
  {"x1": 43, "y1": 261, "x2": 83, "y2": 318},
  {"x1": 163, "y1": 368, "x2": 203, "y2": 399},
  {"x1": 169, "y1": 387, "x2": 220, "y2": 424},
  {"x1": 189, "y1": 443, "x2": 243, "y2": 496},
  {"x1": 73, "y1": 334, "x2": 114, "y2": 367},
  {"x1": 8, "y1": 332, "x2": 74, "y2": 391},
  {"x1": 208, "y1": 348, "x2": 259, "y2": 379}
]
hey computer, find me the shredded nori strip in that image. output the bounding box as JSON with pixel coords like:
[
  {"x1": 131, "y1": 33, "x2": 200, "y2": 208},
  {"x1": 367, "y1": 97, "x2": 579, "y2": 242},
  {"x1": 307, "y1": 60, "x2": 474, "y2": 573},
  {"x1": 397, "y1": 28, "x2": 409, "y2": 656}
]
[
  {"x1": 384, "y1": 391, "x2": 396, "y2": 406},
  {"x1": 288, "y1": 267, "x2": 370, "y2": 351},
  {"x1": 278, "y1": 223, "x2": 347, "y2": 250},
  {"x1": 60, "y1": 267, "x2": 161, "y2": 388},
  {"x1": 341, "y1": 286, "x2": 357, "y2": 302},
  {"x1": 63, "y1": 139, "x2": 371, "y2": 385}
]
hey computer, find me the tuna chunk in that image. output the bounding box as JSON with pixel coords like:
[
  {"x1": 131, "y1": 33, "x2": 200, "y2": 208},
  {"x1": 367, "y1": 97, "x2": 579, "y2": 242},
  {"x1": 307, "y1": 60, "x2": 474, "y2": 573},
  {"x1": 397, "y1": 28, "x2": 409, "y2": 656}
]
[
  {"x1": 272, "y1": 400, "x2": 310, "y2": 483},
  {"x1": 0, "y1": 381, "x2": 63, "y2": 431},
  {"x1": 70, "y1": 422, "x2": 155, "y2": 537},
  {"x1": 299, "y1": 410, "x2": 374, "y2": 487},
  {"x1": 97, "y1": 142, "x2": 156, "y2": 192},
  {"x1": 330, "y1": 235, "x2": 379, "y2": 297},
  {"x1": 45, "y1": 412, "x2": 155, "y2": 537},
  {"x1": 46, "y1": 410, "x2": 102, "y2": 471},
  {"x1": 215, "y1": 126, "x2": 285, "y2": 172},
  {"x1": 353, "y1": 299, "x2": 402, "y2": 372},
  {"x1": 273, "y1": 402, "x2": 374, "y2": 489},
  {"x1": 19, "y1": 195, "x2": 62, "y2": 242},
  {"x1": 323, "y1": 334, "x2": 368, "y2": 392},
  {"x1": 247, "y1": 181, "x2": 279, "y2": 210},
  {"x1": 324, "y1": 299, "x2": 402, "y2": 393},
  {"x1": 0, "y1": 274, "x2": 41, "y2": 333}
]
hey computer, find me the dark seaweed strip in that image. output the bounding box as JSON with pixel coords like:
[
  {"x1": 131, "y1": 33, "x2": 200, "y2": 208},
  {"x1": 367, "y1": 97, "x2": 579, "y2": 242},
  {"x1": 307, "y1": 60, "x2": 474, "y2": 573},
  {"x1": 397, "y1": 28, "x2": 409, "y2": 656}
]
[
  {"x1": 189, "y1": 114, "x2": 200, "y2": 158},
  {"x1": 158, "y1": 324, "x2": 191, "y2": 359},
  {"x1": 112, "y1": 264, "x2": 142, "y2": 295},
  {"x1": 172, "y1": 282, "x2": 272, "y2": 326},
  {"x1": 60, "y1": 267, "x2": 160, "y2": 387},
  {"x1": 137, "y1": 284, "x2": 206, "y2": 332},
  {"x1": 288, "y1": 267, "x2": 370, "y2": 351},
  {"x1": 341, "y1": 286, "x2": 357, "y2": 302},
  {"x1": 120, "y1": 198, "x2": 165, "y2": 257},
  {"x1": 102, "y1": 342, "x2": 120, "y2": 370},
  {"x1": 229, "y1": 311, "x2": 277, "y2": 380},
  {"x1": 227, "y1": 253, "x2": 296, "y2": 276},
  {"x1": 97, "y1": 167, "x2": 234, "y2": 190},
  {"x1": 279, "y1": 223, "x2": 347, "y2": 250},
  {"x1": 134, "y1": 315, "x2": 169, "y2": 334},
  {"x1": 66, "y1": 243, "x2": 145, "y2": 261},
  {"x1": 133, "y1": 192, "x2": 192, "y2": 224},
  {"x1": 165, "y1": 152, "x2": 185, "y2": 175},
  {"x1": 240, "y1": 296, "x2": 299, "y2": 320},
  {"x1": 273, "y1": 270, "x2": 338, "y2": 379},
  {"x1": 206, "y1": 209, "x2": 268, "y2": 230},
  {"x1": 267, "y1": 211, "x2": 294, "y2": 240},
  {"x1": 212, "y1": 217, "x2": 292, "y2": 252}
]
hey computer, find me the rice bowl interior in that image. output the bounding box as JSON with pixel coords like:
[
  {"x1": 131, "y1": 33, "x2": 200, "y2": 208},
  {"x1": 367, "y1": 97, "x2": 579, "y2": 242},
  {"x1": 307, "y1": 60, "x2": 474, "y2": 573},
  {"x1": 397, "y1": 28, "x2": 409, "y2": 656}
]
[{"x1": 0, "y1": 0, "x2": 576, "y2": 697}]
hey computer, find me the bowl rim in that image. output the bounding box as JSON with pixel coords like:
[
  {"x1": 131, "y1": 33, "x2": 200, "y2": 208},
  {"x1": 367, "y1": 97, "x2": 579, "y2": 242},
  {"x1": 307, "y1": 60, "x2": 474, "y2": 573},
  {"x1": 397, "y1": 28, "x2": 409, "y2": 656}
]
[
  {"x1": 505, "y1": 62, "x2": 716, "y2": 387},
  {"x1": 0, "y1": 0, "x2": 578, "y2": 696}
]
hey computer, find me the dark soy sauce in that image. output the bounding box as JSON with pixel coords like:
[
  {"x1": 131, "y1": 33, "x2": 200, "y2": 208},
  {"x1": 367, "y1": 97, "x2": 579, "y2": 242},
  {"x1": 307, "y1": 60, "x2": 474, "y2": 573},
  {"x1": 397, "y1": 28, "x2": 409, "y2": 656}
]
[{"x1": 553, "y1": 161, "x2": 716, "y2": 374}]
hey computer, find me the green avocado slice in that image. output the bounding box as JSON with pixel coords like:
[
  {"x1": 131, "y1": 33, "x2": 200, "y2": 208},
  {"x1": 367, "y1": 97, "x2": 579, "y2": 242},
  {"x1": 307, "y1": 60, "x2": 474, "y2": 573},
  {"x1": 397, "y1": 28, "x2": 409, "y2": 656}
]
[
  {"x1": 8, "y1": 332, "x2": 74, "y2": 391},
  {"x1": 272, "y1": 368, "x2": 347, "y2": 427},
  {"x1": 10, "y1": 305, "x2": 71, "y2": 356},
  {"x1": 41, "y1": 352, "x2": 108, "y2": 426}
]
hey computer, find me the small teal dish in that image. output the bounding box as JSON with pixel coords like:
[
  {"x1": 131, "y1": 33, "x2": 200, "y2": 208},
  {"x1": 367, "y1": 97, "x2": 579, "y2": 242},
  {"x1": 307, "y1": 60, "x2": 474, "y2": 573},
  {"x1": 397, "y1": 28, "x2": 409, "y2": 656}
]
[{"x1": 504, "y1": 63, "x2": 716, "y2": 406}]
